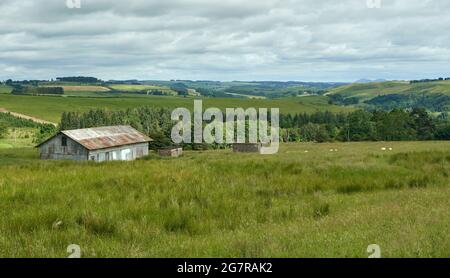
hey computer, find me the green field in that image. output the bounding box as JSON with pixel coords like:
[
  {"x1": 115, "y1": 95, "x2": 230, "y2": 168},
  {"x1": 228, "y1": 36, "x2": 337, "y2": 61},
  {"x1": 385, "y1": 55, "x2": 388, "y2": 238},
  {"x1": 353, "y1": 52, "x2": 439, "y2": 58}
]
[
  {"x1": 328, "y1": 80, "x2": 450, "y2": 100},
  {"x1": 0, "y1": 128, "x2": 36, "y2": 149},
  {"x1": 108, "y1": 84, "x2": 177, "y2": 94},
  {"x1": 0, "y1": 85, "x2": 12, "y2": 94},
  {"x1": 0, "y1": 141, "x2": 449, "y2": 257},
  {"x1": 0, "y1": 94, "x2": 353, "y2": 123},
  {"x1": 0, "y1": 137, "x2": 34, "y2": 149},
  {"x1": 326, "y1": 80, "x2": 450, "y2": 112}
]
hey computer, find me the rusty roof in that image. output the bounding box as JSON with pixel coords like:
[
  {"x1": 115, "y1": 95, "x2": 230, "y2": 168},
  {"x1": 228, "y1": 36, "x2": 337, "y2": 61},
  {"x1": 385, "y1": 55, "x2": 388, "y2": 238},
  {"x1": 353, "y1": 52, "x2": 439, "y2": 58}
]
[{"x1": 60, "y1": 125, "x2": 152, "y2": 150}]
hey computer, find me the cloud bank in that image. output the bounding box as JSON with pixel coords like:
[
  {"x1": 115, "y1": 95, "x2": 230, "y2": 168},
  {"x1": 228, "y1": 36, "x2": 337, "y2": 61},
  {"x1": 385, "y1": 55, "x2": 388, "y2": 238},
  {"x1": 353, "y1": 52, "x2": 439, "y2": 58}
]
[{"x1": 1, "y1": 0, "x2": 450, "y2": 81}]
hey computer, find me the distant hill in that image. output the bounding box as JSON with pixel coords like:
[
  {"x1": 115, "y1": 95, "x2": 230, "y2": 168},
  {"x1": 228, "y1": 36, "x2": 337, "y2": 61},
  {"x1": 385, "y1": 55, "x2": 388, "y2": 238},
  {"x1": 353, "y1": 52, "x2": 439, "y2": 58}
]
[
  {"x1": 327, "y1": 80, "x2": 450, "y2": 112},
  {"x1": 354, "y1": 79, "x2": 387, "y2": 83},
  {"x1": 140, "y1": 80, "x2": 349, "y2": 99}
]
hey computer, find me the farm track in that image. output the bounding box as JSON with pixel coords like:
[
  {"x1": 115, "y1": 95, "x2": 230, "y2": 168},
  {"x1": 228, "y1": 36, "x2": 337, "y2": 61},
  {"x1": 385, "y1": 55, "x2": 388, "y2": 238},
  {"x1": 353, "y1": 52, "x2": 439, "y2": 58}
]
[{"x1": 0, "y1": 108, "x2": 57, "y2": 126}]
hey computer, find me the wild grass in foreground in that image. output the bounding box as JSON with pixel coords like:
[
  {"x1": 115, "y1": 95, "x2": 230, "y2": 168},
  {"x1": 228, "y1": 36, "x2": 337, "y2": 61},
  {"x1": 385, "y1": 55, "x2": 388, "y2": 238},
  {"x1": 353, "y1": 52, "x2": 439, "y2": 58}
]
[{"x1": 0, "y1": 142, "x2": 449, "y2": 257}]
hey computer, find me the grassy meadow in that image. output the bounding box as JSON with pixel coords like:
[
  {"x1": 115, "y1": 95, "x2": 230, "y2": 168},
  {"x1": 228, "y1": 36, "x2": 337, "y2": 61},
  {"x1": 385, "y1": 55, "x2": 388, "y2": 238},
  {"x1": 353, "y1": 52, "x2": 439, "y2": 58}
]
[
  {"x1": 0, "y1": 85, "x2": 12, "y2": 94},
  {"x1": 0, "y1": 141, "x2": 449, "y2": 257},
  {"x1": 0, "y1": 94, "x2": 352, "y2": 122},
  {"x1": 0, "y1": 128, "x2": 36, "y2": 149}
]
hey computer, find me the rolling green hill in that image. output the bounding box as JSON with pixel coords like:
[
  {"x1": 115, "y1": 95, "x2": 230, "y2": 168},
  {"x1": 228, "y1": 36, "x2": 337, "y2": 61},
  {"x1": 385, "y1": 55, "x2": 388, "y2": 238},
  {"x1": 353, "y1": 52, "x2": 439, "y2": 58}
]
[
  {"x1": 0, "y1": 94, "x2": 353, "y2": 123},
  {"x1": 327, "y1": 80, "x2": 450, "y2": 111},
  {"x1": 108, "y1": 84, "x2": 178, "y2": 95},
  {"x1": 329, "y1": 80, "x2": 450, "y2": 98},
  {"x1": 144, "y1": 80, "x2": 345, "y2": 98}
]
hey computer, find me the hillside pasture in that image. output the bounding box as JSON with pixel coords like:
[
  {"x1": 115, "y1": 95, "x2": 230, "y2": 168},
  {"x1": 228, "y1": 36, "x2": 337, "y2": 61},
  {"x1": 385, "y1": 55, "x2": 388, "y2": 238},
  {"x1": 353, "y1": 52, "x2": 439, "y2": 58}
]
[
  {"x1": 328, "y1": 80, "x2": 450, "y2": 100},
  {"x1": 108, "y1": 84, "x2": 176, "y2": 94},
  {"x1": 0, "y1": 141, "x2": 449, "y2": 257},
  {"x1": 0, "y1": 94, "x2": 353, "y2": 123}
]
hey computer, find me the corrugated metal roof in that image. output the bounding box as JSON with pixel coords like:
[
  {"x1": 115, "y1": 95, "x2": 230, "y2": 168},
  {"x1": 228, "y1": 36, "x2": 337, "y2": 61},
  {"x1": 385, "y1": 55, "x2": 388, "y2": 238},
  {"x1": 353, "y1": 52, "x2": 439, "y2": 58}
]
[{"x1": 61, "y1": 125, "x2": 152, "y2": 150}]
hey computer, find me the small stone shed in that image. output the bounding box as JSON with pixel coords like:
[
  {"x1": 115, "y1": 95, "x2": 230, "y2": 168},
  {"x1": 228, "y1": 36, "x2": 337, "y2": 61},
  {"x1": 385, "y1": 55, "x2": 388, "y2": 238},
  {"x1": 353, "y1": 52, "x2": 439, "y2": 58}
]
[
  {"x1": 232, "y1": 143, "x2": 262, "y2": 153},
  {"x1": 37, "y1": 125, "x2": 152, "y2": 162},
  {"x1": 157, "y1": 147, "x2": 183, "y2": 157}
]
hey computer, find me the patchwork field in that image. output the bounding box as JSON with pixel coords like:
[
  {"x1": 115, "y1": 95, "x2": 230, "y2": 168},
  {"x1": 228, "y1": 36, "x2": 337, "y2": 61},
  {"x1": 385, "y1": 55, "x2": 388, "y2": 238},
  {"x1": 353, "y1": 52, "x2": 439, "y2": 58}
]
[
  {"x1": 0, "y1": 94, "x2": 353, "y2": 123},
  {"x1": 108, "y1": 84, "x2": 174, "y2": 93},
  {"x1": 0, "y1": 141, "x2": 449, "y2": 257}
]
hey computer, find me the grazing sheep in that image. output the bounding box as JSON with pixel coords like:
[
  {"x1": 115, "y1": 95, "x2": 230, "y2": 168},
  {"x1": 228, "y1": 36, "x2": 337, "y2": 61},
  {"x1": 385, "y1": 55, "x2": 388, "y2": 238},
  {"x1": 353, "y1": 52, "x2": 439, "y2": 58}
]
[{"x1": 381, "y1": 147, "x2": 387, "y2": 151}]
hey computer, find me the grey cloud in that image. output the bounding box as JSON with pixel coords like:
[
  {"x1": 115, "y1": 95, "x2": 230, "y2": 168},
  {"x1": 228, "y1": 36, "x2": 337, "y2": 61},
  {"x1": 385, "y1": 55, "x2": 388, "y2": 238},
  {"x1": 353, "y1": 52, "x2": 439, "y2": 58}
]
[{"x1": 0, "y1": 0, "x2": 450, "y2": 81}]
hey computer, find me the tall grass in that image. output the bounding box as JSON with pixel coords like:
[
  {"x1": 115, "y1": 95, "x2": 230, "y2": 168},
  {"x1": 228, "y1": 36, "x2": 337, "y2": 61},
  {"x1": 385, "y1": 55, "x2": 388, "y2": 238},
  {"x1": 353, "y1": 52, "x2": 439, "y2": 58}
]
[{"x1": 0, "y1": 141, "x2": 449, "y2": 257}]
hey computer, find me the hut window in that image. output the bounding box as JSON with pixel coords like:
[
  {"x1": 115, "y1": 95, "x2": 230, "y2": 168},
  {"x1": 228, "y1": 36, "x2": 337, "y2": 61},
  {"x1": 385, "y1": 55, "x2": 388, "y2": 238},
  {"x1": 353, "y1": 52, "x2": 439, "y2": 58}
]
[{"x1": 61, "y1": 136, "x2": 67, "y2": 147}]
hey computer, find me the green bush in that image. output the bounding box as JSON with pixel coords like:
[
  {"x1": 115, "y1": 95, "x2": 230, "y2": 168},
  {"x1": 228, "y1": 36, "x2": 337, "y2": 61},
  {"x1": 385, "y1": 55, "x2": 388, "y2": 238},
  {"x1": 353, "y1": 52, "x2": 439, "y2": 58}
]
[{"x1": 0, "y1": 123, "x2": 8, "y2": 139}]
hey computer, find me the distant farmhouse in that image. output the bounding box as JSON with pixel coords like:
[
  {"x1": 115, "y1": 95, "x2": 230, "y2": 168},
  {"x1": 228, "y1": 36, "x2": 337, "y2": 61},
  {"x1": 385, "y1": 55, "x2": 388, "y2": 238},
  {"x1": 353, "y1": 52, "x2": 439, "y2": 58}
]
[{"x1": 37, "y1": 126, "x2": 152, "y2": 162}]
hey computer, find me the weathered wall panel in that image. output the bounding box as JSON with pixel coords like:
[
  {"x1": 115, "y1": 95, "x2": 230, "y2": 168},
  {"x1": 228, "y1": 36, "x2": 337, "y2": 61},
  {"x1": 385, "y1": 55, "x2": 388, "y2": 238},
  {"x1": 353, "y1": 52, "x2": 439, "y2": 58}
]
[
  {"x1": 87, "y1": 143, "x2": 149, "y2": 162},
  {"x1": 39, "y1": 134, "x2": 88, "y2": 160}
]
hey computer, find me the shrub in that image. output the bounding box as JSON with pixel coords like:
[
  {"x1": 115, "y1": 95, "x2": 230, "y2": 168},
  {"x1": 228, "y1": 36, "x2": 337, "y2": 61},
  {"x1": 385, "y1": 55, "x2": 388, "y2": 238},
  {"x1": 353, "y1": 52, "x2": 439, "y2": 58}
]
[
  {"x1": 76, "y1": 213, "x2": 117, "y2": 236},
  {"x1": 0, "y1": 123, "x2": 8, "y2": 139},
  {"x1": 312, "y1": 202, "x2": 330, "y2": 219},
  {"x1": 408, "y1": 176, "x2": 430, "y2": 188},
  {"x1": 337, "y1": 183, "x2": 364, "y2": 194}
]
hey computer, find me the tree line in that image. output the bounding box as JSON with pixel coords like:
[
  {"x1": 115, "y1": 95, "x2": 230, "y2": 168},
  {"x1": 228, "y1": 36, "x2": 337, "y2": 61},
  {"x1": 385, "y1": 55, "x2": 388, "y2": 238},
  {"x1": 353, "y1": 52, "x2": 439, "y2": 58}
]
[
  {"x1": 56, "y1": 76, "x2": 102, "y2": 83},
  {"x1": 280, "y1": 108, "x2": 450, "y2": 142},
  {"x1": 58, "y1": 107, "x2": 450, "y2": 149},
  {"x1": 60, "y1": 107, "x2": 174, "y2": 149},
  {"x1": 12, "y1": 86, "x2": 64, "y2": 95},
  {"x1": 410, "y1": 77, "x2": 450, "y2": 83}
]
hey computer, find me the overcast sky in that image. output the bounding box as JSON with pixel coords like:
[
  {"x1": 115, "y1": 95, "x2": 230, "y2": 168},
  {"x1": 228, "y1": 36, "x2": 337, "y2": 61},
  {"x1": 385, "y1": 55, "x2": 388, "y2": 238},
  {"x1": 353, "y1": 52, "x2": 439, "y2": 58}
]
[{"x1": 1, "y1": 0, "x2": 450, "y2": 82}]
